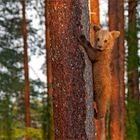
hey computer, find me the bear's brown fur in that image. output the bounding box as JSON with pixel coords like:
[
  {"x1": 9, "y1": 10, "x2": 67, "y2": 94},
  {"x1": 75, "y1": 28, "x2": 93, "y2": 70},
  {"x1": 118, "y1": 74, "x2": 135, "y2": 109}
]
[{"x1": 79, "y1": 25, "x2": 120, "y2": 119}]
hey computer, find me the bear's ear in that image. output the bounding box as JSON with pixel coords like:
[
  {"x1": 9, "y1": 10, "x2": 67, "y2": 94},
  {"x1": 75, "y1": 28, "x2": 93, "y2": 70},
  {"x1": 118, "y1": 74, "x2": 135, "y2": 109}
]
[
  {"x1": 93, "y1": 24, "x2": 101, "y2": 32},
  {"x1": 111, "y1": 31, "x2": 120, "y2": 39}
]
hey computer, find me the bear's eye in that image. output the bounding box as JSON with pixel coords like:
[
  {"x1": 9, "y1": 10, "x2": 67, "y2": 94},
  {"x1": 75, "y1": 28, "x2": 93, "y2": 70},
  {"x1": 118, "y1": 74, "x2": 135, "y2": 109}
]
[
  {"x1": 104, "y1": 40, "x2": 107, "y2": 43},
  {"x1": 97, "y1": 38, "x2": 100, "y2": 41}
]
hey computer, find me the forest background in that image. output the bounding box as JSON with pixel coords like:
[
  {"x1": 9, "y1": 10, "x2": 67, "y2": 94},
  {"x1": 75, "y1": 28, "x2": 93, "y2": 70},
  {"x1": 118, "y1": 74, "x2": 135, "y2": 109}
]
[{"x1": 0, "y1": 0, "x2": 139, "y2": 140}]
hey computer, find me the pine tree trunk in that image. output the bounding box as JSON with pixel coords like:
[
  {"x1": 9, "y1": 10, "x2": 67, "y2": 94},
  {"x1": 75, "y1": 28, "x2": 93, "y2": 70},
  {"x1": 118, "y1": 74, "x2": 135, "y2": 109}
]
[
  {"x1": 47, "y1": 1, "x2": 95, "y2": 139},
  {"x1": 128, "y1": 0, "x2": 139, "y2": 102},
  {"x1": 126, "y1": 0, "x2": 140, "y2": 139},
  {"x1": 90, "y1": 0, "x2": 100, "y2": 46},
  {"x1": 95, "y1": 118, "x2": 106, "y2": 140},
  {"x1": 109, "y1": 0, "x2": 125, "y2": 139},
  {"x1": 22, "y1": 0, "x2": 31, "y2": 139},
  {"x1": 118, "y1": 0, "x2": 125, "y2": 139},
  {"x1": 44, "y1": 0, "x2": 54, "y2": 139}
]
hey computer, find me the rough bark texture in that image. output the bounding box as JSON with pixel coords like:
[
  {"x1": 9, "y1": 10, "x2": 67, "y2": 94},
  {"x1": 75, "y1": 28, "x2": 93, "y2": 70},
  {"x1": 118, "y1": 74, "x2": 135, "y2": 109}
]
[
  {"x1": 109, "y1": 0, "x2": 125, "y2": 139},
  {"x1": 22, "y1": 0, "x2": 31, "y2": 139},
  {"x1": 48, "y1": 1, "x2": 95, "y2": 139}
]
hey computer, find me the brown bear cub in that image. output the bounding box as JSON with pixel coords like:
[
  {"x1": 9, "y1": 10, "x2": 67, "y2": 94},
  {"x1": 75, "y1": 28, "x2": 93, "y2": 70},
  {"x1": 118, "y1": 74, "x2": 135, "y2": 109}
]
[{"x1": 78, "y1": 25, "x2": 120, "y2": 119}]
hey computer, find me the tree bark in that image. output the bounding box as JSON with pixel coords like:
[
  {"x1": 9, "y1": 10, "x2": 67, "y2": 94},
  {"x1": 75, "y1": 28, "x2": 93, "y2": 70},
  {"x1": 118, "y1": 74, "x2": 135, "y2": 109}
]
[
  {"x1": 128, "y1": 0, "x2": 139, "y2": 102},
  {"x1": 47, "y1": 0, "x2": 95, "y2": 139},
  {"x1": 22, "y1": 0, "x2": 31, "y2": 139},
  {"x1": 44, "y1": 0, "x2": 55, "y2": 139},
  {"x1": 95, "y1": 118, "x2": 106, "y2": 140},
  {"x1": 109, "y1": 0, "x2": 125, "y2": 139},
  {"x1": 118, "y1": 0, "x2": 125, "y2": 139},
  {"x1": 126, "y1": 0, "x2": 140, "y2": 139},
  {"x1": 90, "y1": 0, "x2": 100, "y2": 46}
]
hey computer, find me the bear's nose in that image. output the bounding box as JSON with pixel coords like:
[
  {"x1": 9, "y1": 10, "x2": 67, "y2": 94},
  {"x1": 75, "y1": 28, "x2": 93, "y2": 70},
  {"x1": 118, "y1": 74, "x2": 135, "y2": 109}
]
[{"x1": 98, "y1": 45, "x2": 102, "y2": 48}]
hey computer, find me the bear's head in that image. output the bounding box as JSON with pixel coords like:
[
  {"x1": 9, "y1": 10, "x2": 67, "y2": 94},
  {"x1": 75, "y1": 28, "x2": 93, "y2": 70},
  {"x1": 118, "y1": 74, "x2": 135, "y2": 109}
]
[{"x1": 93, "y1": 25, "x2": 120, "y2": 51}]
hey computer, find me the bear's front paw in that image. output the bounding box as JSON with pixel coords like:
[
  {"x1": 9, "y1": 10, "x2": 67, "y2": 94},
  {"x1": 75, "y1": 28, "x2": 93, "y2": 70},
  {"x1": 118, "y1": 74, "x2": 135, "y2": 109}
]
[{"x1": 78, "y1": 35, "x2": 87, "y2": 45}]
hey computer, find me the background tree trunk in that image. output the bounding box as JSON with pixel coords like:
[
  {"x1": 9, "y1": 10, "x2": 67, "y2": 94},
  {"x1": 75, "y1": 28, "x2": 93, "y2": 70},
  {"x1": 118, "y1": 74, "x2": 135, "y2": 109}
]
[
  {"x1": 126, "y1": 0, "x2": 140, "y2": 139},
  {"x1": 90, "y1": 0, "x2": 100, "y2": 46},
  {"x1": 22, "y1": 0, "x2": 31, "y2": 139},
  {"x1": 118, "y1": 0, "x2": 125, "y2": 139},
  {"x1": 47, "y1": 0, "x2": 95, "y2": 139},
  {"x1": 128, "y1": 0, "x2": 139, "y2": 102},
  {"x1": 95, "y1": 118, "x2": 106, "y2": 140},
  {"x1": 44, "y1": 0, "x2": 55, "y2": 139},
  {"x1": 109, "y1": 0, "x2": 125, "y2": 139}
]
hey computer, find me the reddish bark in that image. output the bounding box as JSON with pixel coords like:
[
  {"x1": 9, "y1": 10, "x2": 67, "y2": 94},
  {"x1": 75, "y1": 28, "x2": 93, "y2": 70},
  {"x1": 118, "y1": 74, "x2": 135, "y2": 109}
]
[
  {"x1": 22, "y1": 0, "x2": 30, "y2": 128},
  {"x1": 44, "y1": 0, "x2": 54, "y2": 139},
  {"x1": 118, "y1": 0, "x2": 126, "y2": 139},
  {"x1": 22, "y1": 0, "x2": 31, "y2": 139},
  {"x1": 109, "y1": 0, "x2": 125, "y2": 140},
  {"x1": 95, "y1": 118, "x2": 106, "y2": 140},
  {"x1": 90, "y1": 0, "x2": 100, "y2": 46},
  {"x1": 45, "y1": 1, "x2": 53, "y2": 97},
  {"x1": 48, "y1": 0, "x2": 95, "y2": 139}
]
